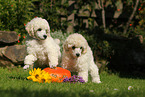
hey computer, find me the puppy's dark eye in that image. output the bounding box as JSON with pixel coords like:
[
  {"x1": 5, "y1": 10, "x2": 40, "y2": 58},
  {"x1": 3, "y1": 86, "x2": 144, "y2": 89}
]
[
  {"x1": 80, "y1": 47, "x2": 83, "y2": 49},
  {"x1": 37, "y1": 28, "x2": 42, "y2": 31},
  {"x1": 72, "y1": 46, "x2": 75, "y2": 49}
]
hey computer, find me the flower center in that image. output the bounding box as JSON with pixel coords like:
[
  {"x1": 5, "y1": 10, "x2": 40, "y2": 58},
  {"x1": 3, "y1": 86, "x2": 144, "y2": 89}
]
[
  {"x1": 35, "y1": 74, "x2": 39, "y2": 78},
  {"x1": 42, "y1": 78, "x2": 46, "y2": 83}
]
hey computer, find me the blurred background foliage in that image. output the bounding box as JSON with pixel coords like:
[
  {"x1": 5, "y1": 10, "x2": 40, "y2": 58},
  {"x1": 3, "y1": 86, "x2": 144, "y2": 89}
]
[{"x1": 0, "y1": 0, "x2": 145, "y2": 74}]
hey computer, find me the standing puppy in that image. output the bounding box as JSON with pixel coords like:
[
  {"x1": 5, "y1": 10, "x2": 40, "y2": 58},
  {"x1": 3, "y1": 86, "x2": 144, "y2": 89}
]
[
  {"x1": 23, "y1": 17, "x2": 61, "y2": 69},
  {"x1": 61, "y1": 33, "x2": 101, "y2": 83}
]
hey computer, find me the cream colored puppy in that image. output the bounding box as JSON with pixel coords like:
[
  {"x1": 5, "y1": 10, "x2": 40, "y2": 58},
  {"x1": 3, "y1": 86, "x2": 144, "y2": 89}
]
[
  {"x1": 61, "y1": 33, "x2": 101, "y2": 83},
  {"x1": 23, "y1": 17, "x2": 61, "y2": 69}
]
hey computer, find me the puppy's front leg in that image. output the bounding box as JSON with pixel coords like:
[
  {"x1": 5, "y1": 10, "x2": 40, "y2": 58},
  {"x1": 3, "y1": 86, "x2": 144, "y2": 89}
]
[
  {"x1": 48, "y1": 52, "x2": 58, "y2": 68},
  {"x1": 78, "y1": 70, "x2": 88, "y2": 82},
  {"x1": 89, "y1": 61, "x2": 101, "y2": 83},
  {"x1": 23, "y1": 54, "x2": 37, "y2": 69}
]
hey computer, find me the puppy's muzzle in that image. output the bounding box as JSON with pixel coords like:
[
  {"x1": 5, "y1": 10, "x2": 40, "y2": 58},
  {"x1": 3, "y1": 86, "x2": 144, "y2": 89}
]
[
  {"x1": 76, "y1": 53, "x2": 80, "y2": 57},
  {"x1": 43, "y1": 35, "x2": 47, "y2": 39}
]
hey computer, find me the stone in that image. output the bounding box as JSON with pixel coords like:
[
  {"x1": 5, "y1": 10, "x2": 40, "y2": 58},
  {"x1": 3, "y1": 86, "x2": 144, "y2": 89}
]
[
  {"x1": 0, "y1": 46, "x2": 7, "y2": 57},
  {"x1": 0, "y1": 57, "x2": 14, "y2": 68},
  {"x1": 2, "y1": 45, "x2": 27, "y2": 64},
  {"x1": 0, "y1": 31, "x2": 19, "y2": 44}
]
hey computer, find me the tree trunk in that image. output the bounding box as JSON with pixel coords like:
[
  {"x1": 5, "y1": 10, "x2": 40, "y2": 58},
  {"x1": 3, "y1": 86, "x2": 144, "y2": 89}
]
[{"x1": 123, "y1": 0, "x2": 140, "y2": 34}]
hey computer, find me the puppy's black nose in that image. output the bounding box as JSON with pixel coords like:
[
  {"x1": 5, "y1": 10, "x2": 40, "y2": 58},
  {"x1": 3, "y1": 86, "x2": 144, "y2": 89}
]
[
  {"x1": 43, "y1": 35, "x2": 47, "y2": 39},
  {"x1": 76, "y1": 53, "x2": 80, "y2": 57}
]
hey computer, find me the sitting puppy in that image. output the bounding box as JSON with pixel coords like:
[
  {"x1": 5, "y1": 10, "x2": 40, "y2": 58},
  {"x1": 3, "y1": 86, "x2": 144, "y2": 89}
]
[
  {"x1": 61, "y1": 33, "x2": 101, "y2": 83},
  {"x1": 23, "y1": 17, "x2": 61, "y2": 69}
]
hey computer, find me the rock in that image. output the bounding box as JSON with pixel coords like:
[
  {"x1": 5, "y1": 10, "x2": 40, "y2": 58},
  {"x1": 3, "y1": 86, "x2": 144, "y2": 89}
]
[
  {"x1": 0, "y1": 57, "x2": 14, "y2": 68},
  {"x1": 2, "y1": 45, "x2": 27, "y2": 64},
  {"x1": 0, "y1": 31, "x2": 26, "y2": 67},
  {"x1": 0, "y1": 46, "x2": 7, "y2": 57},
  {"x1": 0, "y1": 31, "x2": 19, "y2": 44}
]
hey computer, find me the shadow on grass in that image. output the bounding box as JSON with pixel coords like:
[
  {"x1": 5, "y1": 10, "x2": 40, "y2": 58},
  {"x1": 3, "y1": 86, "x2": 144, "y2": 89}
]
[
  {"x1": 0, "y1": 88, "x2": 95, "y2": 97},
  {"x1": 0, "y1": 88, "x2": 142, "y2": 97}
]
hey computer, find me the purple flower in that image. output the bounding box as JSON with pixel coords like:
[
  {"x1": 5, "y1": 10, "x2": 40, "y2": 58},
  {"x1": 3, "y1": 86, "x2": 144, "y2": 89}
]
[
  {"x1": 63, "y1": 75, "x2": 85, "y2": 83},
  {"x1": 63, "y1": 77, "x2": 70, "y2": 82},
  {"x1": 79, "y1": 79, "x2": 85, "y2": 83}
]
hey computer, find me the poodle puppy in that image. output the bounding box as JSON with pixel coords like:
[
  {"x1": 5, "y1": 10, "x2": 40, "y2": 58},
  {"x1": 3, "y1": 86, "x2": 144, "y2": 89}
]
[
  {"x1": 61, "y1": 33, "x2": 101, "y2": 83},
  {"x1": 23, "y1": 17, "x2": 61, "y2": 69}
]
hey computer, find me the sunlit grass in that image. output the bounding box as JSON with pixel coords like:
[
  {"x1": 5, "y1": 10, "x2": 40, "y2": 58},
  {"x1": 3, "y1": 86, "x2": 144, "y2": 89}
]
[{"x1": 0, "y1": 67, "x2": 144, "y2": 97}]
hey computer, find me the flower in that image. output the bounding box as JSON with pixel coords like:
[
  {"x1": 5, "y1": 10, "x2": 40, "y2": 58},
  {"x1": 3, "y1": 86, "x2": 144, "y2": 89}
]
[
  {"x1": 129, "y1": 24, "x2": 132, "y2": 26},
  {"x1": 117, "y1": 9, "x2": 120, "y2": 11},
  {"x1": 27, "y1": 68, "x2": 41, "y2": 82},
  {"x1": 63, "y1": 75, "x2": 85, "y2": 83},
  {"x1": 128, "y1": 86, "x2": 133, "y2": 90},
  {"x1": 138, "y1": 7, "x2": 142, "y2": 11},
  {"x1": 40, "y1": 70, "x2": 52, "y2": 83},
  {"x1": 27, "y1": 68, "x2": 52, "y2": 83}
]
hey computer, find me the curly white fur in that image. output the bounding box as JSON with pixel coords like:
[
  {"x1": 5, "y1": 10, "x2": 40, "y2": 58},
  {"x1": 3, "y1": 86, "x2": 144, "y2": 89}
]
[
  {"x1": 61, "y1": 33, "x2": 101, "y2": 83},
  {"x1": 23, "y1": 17, "x2": 61, "y2": 69}
]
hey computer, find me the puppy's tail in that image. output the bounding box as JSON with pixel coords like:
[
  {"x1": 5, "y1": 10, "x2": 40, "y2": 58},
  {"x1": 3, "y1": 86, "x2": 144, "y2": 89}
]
[{"x1": 54, "y1": 39, "x2": 60, "y2": 45}]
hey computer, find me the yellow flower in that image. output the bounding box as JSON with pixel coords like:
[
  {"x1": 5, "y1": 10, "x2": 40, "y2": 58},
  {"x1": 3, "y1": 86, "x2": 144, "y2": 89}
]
[
  {"x1": 27, "y1": 68, "x2": 52, "y2": 83},
  {"x1": 27, "y1": 68, "x2": 41, "y2": 80},
  {"x1": 41, "y1": 70, "x2": 52, "y2": 83}
]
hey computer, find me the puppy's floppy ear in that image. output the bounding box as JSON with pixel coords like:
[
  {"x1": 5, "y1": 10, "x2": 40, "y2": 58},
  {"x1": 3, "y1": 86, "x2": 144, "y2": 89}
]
[
  {"x1": 63, "y1": 43, "x2": 72, "y2": 52},
  {"x1": 82, "y1": 47, "x2": 87, "y2": 54},
  {"x1": 46, "y1": 24, "x2": 51, "y2": 37},
  {"x1": 82, "y1": 43, "x2": 88, "y2": 54},
  {"x1": 63, "y1": 43, "x2": 69, "y2": 52},
  {"x1": 25, "y1": 24, "x2": 35, "y2": 37}
]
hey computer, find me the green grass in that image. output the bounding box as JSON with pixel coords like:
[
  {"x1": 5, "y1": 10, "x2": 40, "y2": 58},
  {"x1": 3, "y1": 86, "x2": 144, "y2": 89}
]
[{"x1": 0, "y1": 67, "x2": 145, "y2": 97}]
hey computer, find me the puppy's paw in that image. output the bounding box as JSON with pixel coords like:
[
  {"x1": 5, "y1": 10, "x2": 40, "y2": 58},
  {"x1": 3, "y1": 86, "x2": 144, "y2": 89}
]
[
  {"x1": 92, "y1": 80, "x2": 101, "y2": 83},
  {"x1": 49, "y1": 64, "x2": 57, "y2": 69},
  {"x1": 96, "y1": 81, "x2": 102, "y2": 83}
]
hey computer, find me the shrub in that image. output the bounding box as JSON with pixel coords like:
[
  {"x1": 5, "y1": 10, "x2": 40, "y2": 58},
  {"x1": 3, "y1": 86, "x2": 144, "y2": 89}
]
[
  {"x1": 51, "y1": 31, "x2": 73, "y2": 52},
  {"x1": 0, "y1": 0, "x2": 35, "y2": 43},
  {"x1": 34, "y1": 0, "x2": 69, "y2": 32}
]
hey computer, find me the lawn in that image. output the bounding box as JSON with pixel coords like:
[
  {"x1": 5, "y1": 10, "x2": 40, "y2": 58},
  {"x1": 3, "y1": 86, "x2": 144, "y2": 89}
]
[{"x1": 0, "y1": 67, "x2": 144, "y2": 97}]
